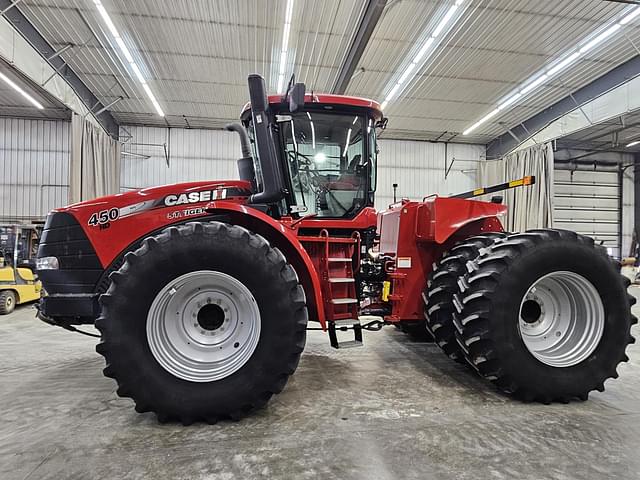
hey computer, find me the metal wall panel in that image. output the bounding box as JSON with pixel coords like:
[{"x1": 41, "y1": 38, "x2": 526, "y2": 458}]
[
  {"x1": 375, "y1": 140, "x2": 482, "y2": 209},
  {"x1": 120, "y1": 126, "x2": 240, "y2": 190},
  {"x1": 0, "y1": 118, "x2": 70, "y2": 222},
  {"x1": 554, "y1": 169, "x2": 622, "y2": 257},
  {"x1": 120, "y1": 126, "x2": 483, "y2": 209}
]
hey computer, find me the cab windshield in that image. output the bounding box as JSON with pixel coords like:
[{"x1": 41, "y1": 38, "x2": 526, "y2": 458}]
[{"x1": 281, "y1": 111, "x2": 374, "y2": 217}]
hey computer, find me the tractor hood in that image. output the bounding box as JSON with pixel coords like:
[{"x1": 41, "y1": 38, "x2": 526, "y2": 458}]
[
  {"x1": 48, "y1": 180, "x2": 252, "y2": 268},
  {"x1": 58, "y1": 180, "x2": 252, "y2": 214}
]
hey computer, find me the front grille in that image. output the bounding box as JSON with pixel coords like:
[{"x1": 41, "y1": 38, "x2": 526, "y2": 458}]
[{"x1": 37, "y1": 212, "x2": 103, "y2": 294}]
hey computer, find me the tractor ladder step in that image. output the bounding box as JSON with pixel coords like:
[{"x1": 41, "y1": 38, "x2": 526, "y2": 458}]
[
  {"x1": 328, "y1": 319, "x2": 363, "y2": 349},
  {"x1": 330, "y1": 298, "x2": 358, "y2": 305},
  {"x1": 329, "y1": 277, "x2": 355, "y2": 283},
  {"x1": 328, "y1": 257, "x2": 352, "y2": 262}
]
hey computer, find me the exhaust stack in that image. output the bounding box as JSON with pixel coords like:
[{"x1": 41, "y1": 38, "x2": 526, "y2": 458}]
[{"x1": 225, "y1": 123, "x2": 256, "y2": 192}]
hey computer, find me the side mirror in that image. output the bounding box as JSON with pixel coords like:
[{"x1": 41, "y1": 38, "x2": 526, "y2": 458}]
[
  {"x1": 289, "y1": 82, "x2": 306, "y2": 112},
  {"x1": 375, "y1": 117, "x2": 388, "y2": 130}
]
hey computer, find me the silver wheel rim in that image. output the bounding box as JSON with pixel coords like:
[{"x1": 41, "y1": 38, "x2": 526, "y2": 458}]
[
  {"x1": 518, "y1": 271, "x2": 604, "y2": 367},
  {"x1": 146, "y1": 270, "x2": 261, "y2": 382}
]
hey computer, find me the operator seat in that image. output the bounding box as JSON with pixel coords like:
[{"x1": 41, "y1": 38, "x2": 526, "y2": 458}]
[{"x1": 347, "y1": 154, "x2": 361, "y2": 173}]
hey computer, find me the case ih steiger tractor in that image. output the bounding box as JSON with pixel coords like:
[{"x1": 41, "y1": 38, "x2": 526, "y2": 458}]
[{"x1": 36, "y1": 74, "x2": 635, "y2": 424}]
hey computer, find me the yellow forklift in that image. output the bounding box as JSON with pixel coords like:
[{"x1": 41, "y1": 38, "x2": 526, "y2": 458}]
[{"x1": 0, "y1": 224, "x2": 42, "y2": 315}]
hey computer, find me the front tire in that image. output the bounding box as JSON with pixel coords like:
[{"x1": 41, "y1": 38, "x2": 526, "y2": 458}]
[
  {"x1": 0, "y1": 290, "x2": 16, "y2": 315},
  {"x1": 453, "y1": 229, "x2": 636, "y2": 402},
  {"x1": 96, "y1": 221, "x2": 308, "y2": 423}
]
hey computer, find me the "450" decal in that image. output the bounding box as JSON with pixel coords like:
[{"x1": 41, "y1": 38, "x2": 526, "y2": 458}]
[{"x1": 88, "y1": 208, "x2": 119, "y2": 226}]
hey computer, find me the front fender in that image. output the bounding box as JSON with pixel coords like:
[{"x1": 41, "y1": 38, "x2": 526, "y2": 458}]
[{"x1": 205, "y1": 201, "x2": 326, "y2": 329}]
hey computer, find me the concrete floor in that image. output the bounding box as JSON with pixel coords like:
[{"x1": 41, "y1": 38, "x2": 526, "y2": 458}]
[{"x1": 2, "y1": 291, "x2": 640, "y2": 480}]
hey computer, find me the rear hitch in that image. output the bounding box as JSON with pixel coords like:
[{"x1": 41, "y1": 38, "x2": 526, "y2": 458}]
[{"x1": 36, "y1": 307, "x2": 101, "y2": 338}]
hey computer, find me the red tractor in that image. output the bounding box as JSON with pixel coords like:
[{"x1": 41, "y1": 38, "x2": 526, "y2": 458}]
[{"x1": 36, "y1": 75, "x2": 635, "y2": 424}]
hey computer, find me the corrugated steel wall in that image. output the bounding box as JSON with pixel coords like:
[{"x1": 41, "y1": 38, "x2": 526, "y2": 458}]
[
  {"x1": 120, "y1": 126, "x2": 482, "y2": 207},
  {"x1": 120, "y1": 126, "x2": 239, "y2": 191},
  {"x1": 0, "y1": 118, "x2": 70, "y2": 222},
  {"x1": 375, "y1": 140, "x2": 482, "y2": 209}
]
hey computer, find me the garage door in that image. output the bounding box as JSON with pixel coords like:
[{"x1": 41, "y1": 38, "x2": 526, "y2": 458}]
[{"x1": 553, "y1": 169, "x2": 620, "y2": 258}]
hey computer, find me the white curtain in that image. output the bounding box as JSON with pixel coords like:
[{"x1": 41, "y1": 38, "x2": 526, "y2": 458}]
[
  {"x1": 70, "y1": 113, "x2": 120, "y2": 203},
  {"x1": 479, "y1": 143, "x2": 554, "y2": 232}
]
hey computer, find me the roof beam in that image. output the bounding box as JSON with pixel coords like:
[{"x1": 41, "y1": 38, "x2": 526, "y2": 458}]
[
  {"x1": 486, "y1": 55, "x2": 640, "y2": 159},
  {"x1": 0, "y1": 0, "x2": 118, "y2": 137},
  {"x1": 331, "y1": 0, "x2": 387, "y2": 94}
]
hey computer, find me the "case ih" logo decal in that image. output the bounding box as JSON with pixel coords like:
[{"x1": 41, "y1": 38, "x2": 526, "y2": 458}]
[{"x1": 164, "y1": 190, "x2": 226, "y2": 206}]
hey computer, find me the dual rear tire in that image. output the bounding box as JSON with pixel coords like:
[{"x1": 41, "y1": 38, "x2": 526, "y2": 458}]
[
  {"x1": 424, "y1": 229, "x2": 636, "y2": 402},
  {"x1": 424, "y1": 233, "x2": 506, "y2": 361}
]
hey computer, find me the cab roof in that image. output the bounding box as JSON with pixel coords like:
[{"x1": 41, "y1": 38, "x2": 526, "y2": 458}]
[{"x1": 241, "y1": 94, "x2": 383, "y2": 119}]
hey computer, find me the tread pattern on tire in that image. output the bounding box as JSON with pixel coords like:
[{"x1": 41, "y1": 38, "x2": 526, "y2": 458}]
[
  {"x1": 452, "y1": 228, "x2": 636, "y2": 403},
  {"x1": 95, "y1": 221, "x2": 308, "y2": 424},
  {"x1": 0, "y1": 290, "x2": 16, "y2": 315},
  {"x1": 423, "y1": 232, "x2": 507, "y2": 361}
]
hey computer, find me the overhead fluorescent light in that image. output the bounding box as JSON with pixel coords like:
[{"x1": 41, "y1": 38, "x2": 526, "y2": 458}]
[
  {"x1": 380, "y1": 1, "x2": 465, "y2": 110},
  {"x1": 94, "y1": 1, "x2": 119, "y2": 37},
  {"x1": 0, "y1": 71, "x2": 43, "y2": 109},
  {"x1": 579, "y1": 24, "x2": 620, "y2": 54},
  {"x1": 462, "y1": 6, "x2": 640, "y2": 136},
  {"x1": 432, "y1": 3, "x2": 459, "y2": 38},
  {"x1": 397, "y1": 62, "x2": 417, "y2": 85},
  {"x1": 413, "y1": 37, "x2": 435, "y2": 65},
  {"x1": 497, "y1": 92, "x2": 522, "y2": 110},
  {"x1": 93, "y1": 0, "x2": 164, "y2": 117},
  {"x1": 546, "y1": 52, "x2": 581, "y2": 77},
  {"x1": 463, "y1": 109, "x2": 499, "y2": 136},
  {"x1": 114, "y1": 37, "x2": 134, "y2": 63},
  {"x1": 626, "y1": 140, "x2": 640, "y2": 148},
  {"x1": 130, "y1": 63, "x2": 146, "y2": 84},
  {"x1": 620, "y1": 6, "x2": 640, "y2": 25},
  {"x1": 520, "y1": 74, "x2": 548, "y2": 95},
  {"x1": 277, "y1": 0, "x2": 295, "y2": 94}
]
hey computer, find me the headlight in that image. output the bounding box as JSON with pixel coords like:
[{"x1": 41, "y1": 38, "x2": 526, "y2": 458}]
[{"x1": 36, "y1": 256, "x2": 59, "y2": 270}]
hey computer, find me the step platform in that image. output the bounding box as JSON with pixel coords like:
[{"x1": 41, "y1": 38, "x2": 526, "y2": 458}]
[{"x1": 328, "y1": 319, "x2": 363, "y2": 349}]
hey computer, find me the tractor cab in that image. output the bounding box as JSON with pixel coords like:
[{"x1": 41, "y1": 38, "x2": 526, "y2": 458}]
[{"x1": 238, "y1": 75, "x2": 384, "y2": 219}]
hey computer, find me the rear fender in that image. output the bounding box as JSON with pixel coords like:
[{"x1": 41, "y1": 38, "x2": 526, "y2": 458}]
[
  {"x1": 205, "y1": 201, "x2": 326, "y2": 329},
  {"x1": 416, "y1": 197, "x2": 506, "y2": 244}
]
